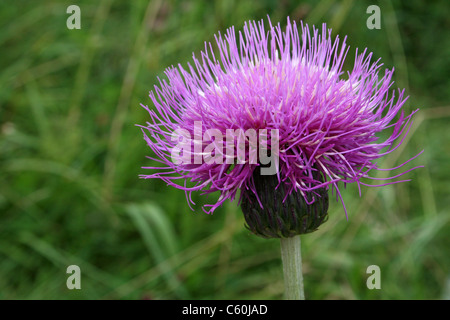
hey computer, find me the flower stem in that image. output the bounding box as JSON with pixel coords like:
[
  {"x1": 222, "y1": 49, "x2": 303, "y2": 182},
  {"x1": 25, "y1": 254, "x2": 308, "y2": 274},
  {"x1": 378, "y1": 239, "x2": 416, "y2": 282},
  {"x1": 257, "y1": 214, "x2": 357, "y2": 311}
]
[{"x1": 280, "y1": 235, "x2": 305, "y2": 300}]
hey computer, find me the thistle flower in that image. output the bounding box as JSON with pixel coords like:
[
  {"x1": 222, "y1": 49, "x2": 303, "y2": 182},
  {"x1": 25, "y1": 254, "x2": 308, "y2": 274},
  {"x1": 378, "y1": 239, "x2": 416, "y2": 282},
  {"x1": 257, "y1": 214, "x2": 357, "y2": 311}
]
[
  {"x1": 139, "y1": 16, "x2": 423, "y2": 300},
  {"x1": 139, "y1": 17, "x2": 421, "y2": 232}
]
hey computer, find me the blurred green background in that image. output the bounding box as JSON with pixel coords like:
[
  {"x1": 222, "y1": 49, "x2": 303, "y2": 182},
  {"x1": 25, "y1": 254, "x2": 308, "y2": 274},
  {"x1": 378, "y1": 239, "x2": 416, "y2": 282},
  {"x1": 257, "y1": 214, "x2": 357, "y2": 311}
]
[{"x1": 1, "y1": 0, "x2": 449, "y2": 300}]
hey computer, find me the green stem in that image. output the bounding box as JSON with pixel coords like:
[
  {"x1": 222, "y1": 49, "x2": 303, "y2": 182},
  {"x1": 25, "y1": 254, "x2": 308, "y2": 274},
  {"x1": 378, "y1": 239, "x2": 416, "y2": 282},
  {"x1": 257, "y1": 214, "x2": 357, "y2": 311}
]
[{"x1": 280, "y1": 235, "x2": 305, "y2": 300}]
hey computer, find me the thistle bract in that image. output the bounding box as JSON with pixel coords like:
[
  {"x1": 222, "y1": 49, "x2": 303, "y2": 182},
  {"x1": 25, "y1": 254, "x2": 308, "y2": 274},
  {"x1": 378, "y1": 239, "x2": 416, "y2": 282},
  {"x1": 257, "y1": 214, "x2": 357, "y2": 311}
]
[
  {"x1": 139, "y1": 17, "x2": 421, "y2": 224},
  {"x1": 241, "y1": 165, "x2": 329, "y2": 238}
]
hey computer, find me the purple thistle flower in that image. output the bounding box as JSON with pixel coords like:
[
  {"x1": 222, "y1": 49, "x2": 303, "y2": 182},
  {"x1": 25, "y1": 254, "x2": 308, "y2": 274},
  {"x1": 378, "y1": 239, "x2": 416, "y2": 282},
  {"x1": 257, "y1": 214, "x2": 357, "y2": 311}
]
[{"x1": 138, "y1": 17, "x2": 422, "y2": 221}]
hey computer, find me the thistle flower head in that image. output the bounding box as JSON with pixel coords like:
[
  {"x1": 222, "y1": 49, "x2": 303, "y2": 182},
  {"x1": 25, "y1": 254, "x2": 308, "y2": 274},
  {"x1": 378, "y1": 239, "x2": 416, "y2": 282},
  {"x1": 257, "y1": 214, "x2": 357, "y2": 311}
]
[{"x1": 139, "y1": 17, "x2": 421, "y2": 226}]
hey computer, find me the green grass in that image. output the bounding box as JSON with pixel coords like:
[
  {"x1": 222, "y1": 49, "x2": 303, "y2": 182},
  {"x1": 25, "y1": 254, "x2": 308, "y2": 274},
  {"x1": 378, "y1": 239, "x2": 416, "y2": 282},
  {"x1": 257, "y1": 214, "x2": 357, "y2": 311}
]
[{"x1": 0, "y1": 0, "x2": 449, "y2": 299}]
